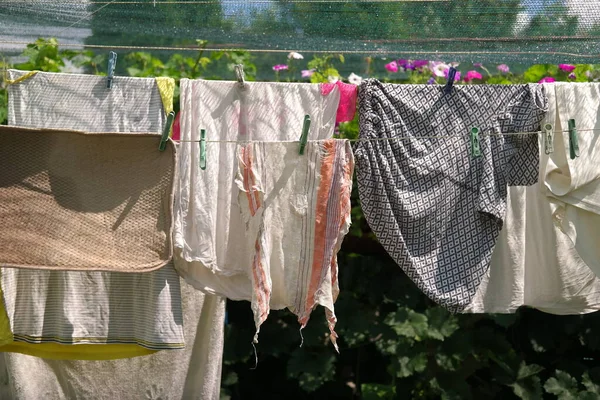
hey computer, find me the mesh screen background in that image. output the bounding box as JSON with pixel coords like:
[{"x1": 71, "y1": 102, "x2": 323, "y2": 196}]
[{"x1": 1, "y1": 1, "x2": 600, "y2": 74}]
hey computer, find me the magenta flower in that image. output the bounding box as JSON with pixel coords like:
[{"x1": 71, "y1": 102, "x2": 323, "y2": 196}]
[
  {"x1": 272, "y1": 64, "x2": 288, "y2": 72},
  {"x1": 497, "y1": 64, "x2": 510, "y2": 74},
  {"x1": 539, "y1": 76, "x2": 556, "y2": 83},
  {"x1": 558, "y1": 64, "x2": 576, "y2": 73},
  {"x1": 464, "y1": 70, "x2": 483, "y2": 82},
  {"x1": 412, "y1": 60, "x2": 429, "y2": 69},
  {"x1": 443, "y1": 68, "x2": 461, "y2": 81},
  {"x1": 385, "y1": 61, "x2": 399, "y2": 73},
  {"x1": 301, "y1": 69, "x2": 315, "y2": 78},
  {"x1": 568, "y1": 72, "x2": 576, "y2": 80},
  {"x1": 397, "y1": 59, "x2": 409, "y2": 68}
]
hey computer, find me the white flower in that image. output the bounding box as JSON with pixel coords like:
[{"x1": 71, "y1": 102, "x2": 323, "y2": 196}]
[
  {"x1": 59, "y1": 59, "x2": 84, "y2": 74},
  {"x1": 430, "y1": 62, "x2": 450, "y2": 78},
  {"x1": 327, "y1": 75, "x2": 339, "y2": 84},
  {"x1": 288, "y1": 52, "x2": 304, "y2": 60},
  {"x1": 348, "y1": 73, "x2": 362, "y2": 85}
]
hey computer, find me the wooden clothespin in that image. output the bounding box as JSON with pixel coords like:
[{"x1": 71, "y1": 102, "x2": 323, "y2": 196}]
[
  {"x1": 106, "y1": 51, "x2": 117, "y2": 89},
  {"x1": 299, "y1": 115, "x2": 311, "y2": 155},
  {"x1": 568, "y1": 119, "x2": 580, "y2": 159},
  {"x1": 159, "y1": 111, "x2": 175, "y2": 151}
]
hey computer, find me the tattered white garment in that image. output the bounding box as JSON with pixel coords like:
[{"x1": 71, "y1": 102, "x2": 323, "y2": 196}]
[{"x1": 174, "y1": 80, "x2": 346, "y2": 344}]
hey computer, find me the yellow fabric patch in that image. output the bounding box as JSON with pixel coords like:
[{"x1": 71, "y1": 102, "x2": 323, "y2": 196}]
[
  {"x1": 6, "y1": 70, "x2": 38, "y2": 85},
  {"x1": 155, "y1": 77, "x2": 175, "y2": 116},
  {"x1": 0, "y1": 272, "x2": 14, "y2": 346},
  {"x1": 0, "y1": 342, "x2": 156, "y2": 360}
]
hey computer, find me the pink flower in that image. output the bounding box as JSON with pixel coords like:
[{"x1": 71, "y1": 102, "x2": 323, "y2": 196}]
[
  {"x1": 464, "y1": 70, "x2": 483, "y2": 82},
  {"x1": 385, "y1": 61, "x2": 399, "y2": 73},
  {"x1": 272, "y1": 64, "x2": 288, "y2": 72},
  {"x1": 558, "y1": 64, "x2": 576, "y2": 73},
  {"x1": 539, "y1": 76, "x2": 556, "y2": 83},
  {"x1": 443, "y1": 68, "x2": 461, "y2": 81},
  {"x1": 497, "y1": 64, "x2": 510, "y2": 74},
  {"x1": 301, "y1": 69, "x2": 315, "y2": 78}
]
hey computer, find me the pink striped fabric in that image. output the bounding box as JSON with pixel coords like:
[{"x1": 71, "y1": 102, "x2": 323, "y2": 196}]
[{"x1": 236, "y1": 139, "x2": 354, "y2": 350}]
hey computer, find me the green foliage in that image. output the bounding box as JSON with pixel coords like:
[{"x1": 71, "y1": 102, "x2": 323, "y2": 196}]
[
  {"x1": 13, "y1": 38, "x2": 103, "y2": 74},
  {"x1": 4, "y1": 38, "x2": 600, "y2": 400},
  {"x1": 306, "y1": 54, "x2": 344, "y2": 84}
]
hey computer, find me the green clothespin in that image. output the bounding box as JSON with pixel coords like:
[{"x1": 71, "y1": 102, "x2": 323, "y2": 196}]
[
  {"x1": 544, "y1": 123, "x2": 554, "y2": 155},
  {"x1": 299, "y1": 115, "x2": 311, "y2": 155},
  {"x1": 106, "y1": 51, "x2": 117, "y2": 89},
  {"x1": 199, "y1": 129, "x2": 207, "y2": 170},
  {"x1": 159, "y1": 111, "x2": 175, "y2": 151},
  {"x1": 470, "y1": 127, "x2": 481, "y2": 158},
  {"x1": 568, "y1": 119, "x2": 580, "y2": 159}
]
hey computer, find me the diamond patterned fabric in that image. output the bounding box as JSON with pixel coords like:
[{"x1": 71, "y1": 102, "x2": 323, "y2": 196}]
[{"x1": 355, "y1": 79, "x2": 547, "y2": 312}]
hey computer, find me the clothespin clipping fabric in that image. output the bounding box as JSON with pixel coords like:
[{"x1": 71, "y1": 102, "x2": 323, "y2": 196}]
[
  {"x1": 568, "y1": 119, "x2": 580, "y2": 159},
  {"x1": 544, "y1": 123, "x2": 554, "y2": 154}
]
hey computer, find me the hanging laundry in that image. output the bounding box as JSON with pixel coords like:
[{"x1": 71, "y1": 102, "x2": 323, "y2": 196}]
[
  {"x1": 7, "y1": 70, "x2": 173, "y2": 131},
  {"x1": 355, "y1": 80, "x2": 547, "y2": 312},
  {"x1": 0, "y1": 126, "x2": 175, "y2": 273},
  {"x1": 0, "y1": 282, "x2": 226, "y2": 400},
  {"x1": 174, "y1": 79, "x2": 347, "y2": 344},
  {"x1": 1, "y1": 71, "x2": 225, "y2": 400},
  {"x1": 467, "y1": 183, "x2": 600, "y2": 314},
  {"x1": 468, "y1": 83, "x2": 600, "y2": 314},
  {"x1": 321, "y1": 80, "x2": 358, "y2": 125},
  {"x1": 238, "y1": 140, "x2": 353, "y2": 347},
  {"x1": 541, "y1": 82, "x2": 600, "y2": 277}
]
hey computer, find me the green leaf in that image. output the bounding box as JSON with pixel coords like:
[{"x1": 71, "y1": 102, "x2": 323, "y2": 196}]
[
  {"x1": 517, "y1": 362, "x2": 544, "y2": 380},
  {"x1": 127, "y1": 67, "x2": 142, "y2": 77},
  {"x1": 574, "y1": 65, "x2": 592, "y2": 82},
  {"x1": 579, "y1": 393, "x2": 600, "y2": 400},
  {"x1": 524, "y1": 64, "x2": 551, "y2": 83},
  {"x1": 544, "y1": 371, "x2": 580, "y2": 400},
  {"x1": 431, "y1": 375, "x2": 473, "y2": 400},
  {"x1": 287, "y1": 349, "x2": 335, "y2": 392},
  {"x1": 385, "y1": 308, "x2": 428, "y2": 340},
  {"x1": 512, "y1": 376, "x2": 543, "y2": 400},
  {"x1": 361, "y1": 383, "x2": 396, "y2": 400},
  {"x1": 425, "y1": 308, "x2": 459, "y2": 340},
  {"x1": 583, "y1": 371, "x2": 600, "y2": 394},
  {"x1": 222, "y1": 371, "x2": 238, "y2": 386},
  {"x1": 393, "y1": 352, "x2": 428, "y2": 378}
]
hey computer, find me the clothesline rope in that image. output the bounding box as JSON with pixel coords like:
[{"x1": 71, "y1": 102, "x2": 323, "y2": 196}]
[
  {"x1": 0, "y1": 40, "x2": 597, "y2": 58},
  {"x1": 173, "y1": 128, "x2": 597, "y2": 143}
]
